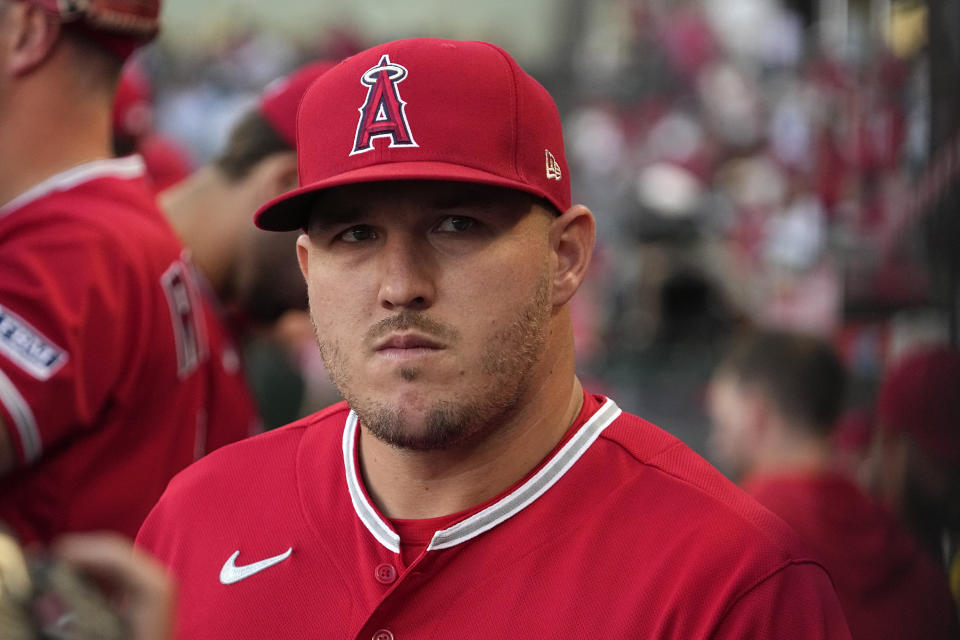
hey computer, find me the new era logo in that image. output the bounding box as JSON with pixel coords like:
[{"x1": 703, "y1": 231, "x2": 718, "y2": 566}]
[{"x1": 545, "y1": 150, "x2": 562, "y2": 181}]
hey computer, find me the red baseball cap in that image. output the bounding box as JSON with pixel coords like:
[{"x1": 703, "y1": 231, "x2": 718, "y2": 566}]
[
  {"x1": 254, "y1": 38, "x2": 570, "y2": 231},
  {"x1": 258, "y1": 60, "x2": 339, "y2": 148},
  {"x1": 25, "y1": 0, "x2": 160, "y2": 59},
  {"x1": 112, "y1": 60, "x2": 153, "y2": 140},
  {"x1": 877, "y1": 345, "x2": 960, "y2": 465}
]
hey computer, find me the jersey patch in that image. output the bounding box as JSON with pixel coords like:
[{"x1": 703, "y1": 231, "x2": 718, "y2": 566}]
[
  {"x1": 351, "y1": 54, "x2": 418, "y2": 156},
  {"x1": 0, "y1": 304, "x2": 68, "y2": 380}
]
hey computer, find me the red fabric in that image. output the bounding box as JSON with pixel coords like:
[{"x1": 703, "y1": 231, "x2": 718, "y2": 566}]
[
  {"x1": 139, "y1": 393, "x2": 850, "y2": 639},
  {"x1": 139, "y1": 136, "x2": 193, "y2": 192},
  {"x1": 29, "y1": 0, "x2": 160, "y2": 59},
  {"x1": 743, "y1": 472, "x2": 959, "y2": 639},
  {"x1": 258, "y1": 61, "x2": 340, "y2": 148},
  {"x1": 877, "y1": 346, "x2": 960, "y2": 465},
  {"x1": 0, "y1": 159, "x2": 216, "y2": 543},
  {"x1": 192, "y1": 271, "x2": 261, "y2": 455},
  {"x1": 112, "y1": 61, "x2": 153, "y2": 140},
  {"x1": 387, "y1": 394, "x2": 594, "y2": 567},
  {"x1": 255, "y1": 38, "x2": 571, "y2": 231}
]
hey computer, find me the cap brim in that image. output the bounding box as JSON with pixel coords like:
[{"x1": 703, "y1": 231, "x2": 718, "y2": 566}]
[{"x1": 254, "y1": 161, "x2": 559, "y2": 231}]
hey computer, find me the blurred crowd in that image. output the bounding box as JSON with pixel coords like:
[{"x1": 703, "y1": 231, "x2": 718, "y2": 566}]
[{"x1": 559, "y1": 1, "x2": 935, "y2": 447}]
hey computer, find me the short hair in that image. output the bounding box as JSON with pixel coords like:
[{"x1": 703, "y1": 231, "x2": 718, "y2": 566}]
[
  {"x1": 61, "y1": 28, "x2": 125, "y2": 94},
  {"x1": 213, "y1": 109, "x2": 292, "y2": 181},
  {"x1": 716, "y1": 329, "x2": 847, "y2": 436}
]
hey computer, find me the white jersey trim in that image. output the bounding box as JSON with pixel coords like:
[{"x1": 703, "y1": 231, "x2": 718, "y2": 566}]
[
  {"x1": 0, "y1": 156, "x2": 146, "y2": 219},
  {"x1": 0, "y1": 367, "x2": 41, "y2": 463},
  {"x1": 343, "y1": 397, "x2": 622, "y2": 554},
  {"x1": 342, "y1": 412, "x2": 401, "y2": 553}
]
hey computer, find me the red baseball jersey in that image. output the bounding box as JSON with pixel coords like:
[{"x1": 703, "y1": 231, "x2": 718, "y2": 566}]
[
  {"x1": 138, "y1": 392, "x2": 851, "y2": 639},
  {"x1": 743, "y1": 471, "x2": 960, "y2": 639},
  {"x1": 0, "y1": 157, "x2": 213, "y2": 543},
  {"x1": 193, "y1": 270, "x2": 261, "y2": 454}
]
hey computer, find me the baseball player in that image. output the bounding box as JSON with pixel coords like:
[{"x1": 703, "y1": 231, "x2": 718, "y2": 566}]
[
  {"x1": 707, "y1": 330, "x2": 959, "y2": 639},
  {"x1": 138, "y1": 38, "x2": 851, "y2": 638},
  {"x1": 160, "y1": 60, "x2": 337, "y2": 447},
  {"x1": 0, "y1": 0, "x2": 221, "y2": 543}
]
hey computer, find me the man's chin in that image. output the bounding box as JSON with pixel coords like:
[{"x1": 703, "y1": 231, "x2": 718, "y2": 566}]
[{"x1": 354, "y1": 401, "x2": 477, "y2": 452}]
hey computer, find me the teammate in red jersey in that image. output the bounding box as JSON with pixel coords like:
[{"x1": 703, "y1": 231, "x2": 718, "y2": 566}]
[
  {"x1": 161, "y1": 60, "x2": 337, "y2": 445},
  {"x1": 707, "y1": 330, "x2": 959, "y2": 639},
  {"x1": 138, "y1": 38, "x2": 851, "y2": 638},
  {"x1": 0, "y1": 0, "x2": 219, "y2": 543}
]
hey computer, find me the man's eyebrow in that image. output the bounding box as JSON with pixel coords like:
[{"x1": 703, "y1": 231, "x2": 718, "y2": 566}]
[{"x1": 307, "y1": 204, "x2": 365, "y2": 229}]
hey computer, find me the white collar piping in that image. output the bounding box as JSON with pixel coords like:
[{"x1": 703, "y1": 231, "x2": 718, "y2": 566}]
[
  {"x1": 342, "y1": 397, "x2": 622, "y2": 554},
  {"x1": 0, "y1": 156, "x2": 146, "y2": 219}
]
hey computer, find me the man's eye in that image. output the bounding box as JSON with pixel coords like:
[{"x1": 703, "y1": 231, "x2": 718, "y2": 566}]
[
  {"x1": 338, "y1": 226, "x2": 376, "y2": 243},
  {"x1": 435, "y1": 216, "x2": 475, "y2": 233}
]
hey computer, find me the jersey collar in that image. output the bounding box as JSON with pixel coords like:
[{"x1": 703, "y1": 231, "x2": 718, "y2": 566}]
[
  {"x1": 342, "y1": 397, "x2": 622, "y2": 554},
  {"x1": 0, "y1": 155, "x2": 146, "y2": 218}
]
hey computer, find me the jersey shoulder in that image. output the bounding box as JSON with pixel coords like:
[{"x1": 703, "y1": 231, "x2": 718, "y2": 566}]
[
  {"x1": 1, "y1": 173, "x2": 175, "y2": 252},
  {"x1": 598, "y1": 409, "x2": 820, "y2": 566},
  {"x1": 162, "y1": 402, "x2": 350, "y2": 500}
]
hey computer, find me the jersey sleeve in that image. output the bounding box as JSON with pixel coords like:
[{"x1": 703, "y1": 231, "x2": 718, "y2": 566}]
[
  {"x1": 0, "y1": 222, "x2": 138, "y2": 464},
  {"x1": 713, "y1": 560, "x2": 852, "y2": 639}
]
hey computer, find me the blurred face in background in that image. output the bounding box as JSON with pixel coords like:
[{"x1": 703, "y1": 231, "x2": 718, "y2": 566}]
[
  {"x1": 234, "y1": 228, "x2": 307, "y2": 324},
  {"x1": 706, "y1": 374, "x2": 759, "y2": 480},
  {"x1": 228, "y1": 152, "x2": 303, "y2": 324}
]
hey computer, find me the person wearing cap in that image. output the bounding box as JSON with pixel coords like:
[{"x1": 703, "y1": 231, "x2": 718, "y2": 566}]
[
  {"x1": 137, "y1": 38, "x2": 849, "y2": 639},
  {"x1": 160, "y1": 60, "x2": 336, "y2": 441},
  {"x1": 867, "y1": 345, "x2": 960, "y2": 568},
  {"x1": 0, "y1": 0, "x2": 221, "y2": 543},
  {"x1": 707, "y1": 330, "x2": 959, "y2": 639},
  {"x1": 112, "y1": 59, "x2": 194, "y2": 192}
]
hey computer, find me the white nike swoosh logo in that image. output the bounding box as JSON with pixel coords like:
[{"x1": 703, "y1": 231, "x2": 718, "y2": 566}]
[{"x1": 219, "y1": 547, "x2": 293, "y2": 585}]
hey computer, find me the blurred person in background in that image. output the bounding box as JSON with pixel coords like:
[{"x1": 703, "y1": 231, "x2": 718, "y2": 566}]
[
  {"x1": 707, "y1": 330, "x2": 958, "y2": 639},
  {"x1": 0, "y1": 0, "x2": 225, "y2": 544},
  {"x1": 867, "y1": 344, "x2": 960, "y2": 609},
  {"x1": 160, "y1": 60, "x2": 337, "y2": 433},
  {"x1": 112, "y1": 58, "x2": 194, "y2": 192}
]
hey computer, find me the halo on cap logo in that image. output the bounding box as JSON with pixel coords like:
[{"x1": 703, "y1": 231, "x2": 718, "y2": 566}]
[{"x1": 351, "y1": 54, "x2": 418, "y2": 156}]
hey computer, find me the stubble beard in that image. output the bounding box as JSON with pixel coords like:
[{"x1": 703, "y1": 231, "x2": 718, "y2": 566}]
[{"x1": 313, "y1": 276, "x2": 552, "y2": 451}]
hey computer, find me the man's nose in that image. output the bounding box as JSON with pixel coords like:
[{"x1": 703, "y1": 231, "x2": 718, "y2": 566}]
[{"x1": 376, "y1": 234, "x2": 436, "y2": 312}]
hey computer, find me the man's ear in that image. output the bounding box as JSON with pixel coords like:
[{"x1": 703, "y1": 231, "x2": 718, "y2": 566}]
[
  {"x1": 548, "y1": 204, "x2": 595, "y2": 307},
  {"x1": 3, "y1": 2, "x2": 61, "y2": 77},
  {"x1": 295, "y1": 232, "x2": 311, "y2": 281}
]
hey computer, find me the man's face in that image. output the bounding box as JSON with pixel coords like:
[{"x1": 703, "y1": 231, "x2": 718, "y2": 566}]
[
  {"x1": 706, "y1": 375, "x2": 756, "y2": 479},
  {"x1": 297, "y1": 180, "x2": 556, "y2": 451}
]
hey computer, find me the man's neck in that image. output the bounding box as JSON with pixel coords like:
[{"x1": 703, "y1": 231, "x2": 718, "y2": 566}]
[
  {"x1": 0, "y1": 84, "x2": 113, "y2": 208},
  {"x1": 358, "y1": 360, "x2": 584, "y2": 520},
  {"x1": 750, "y1": 428, "x2": 834, "y2": 477}
]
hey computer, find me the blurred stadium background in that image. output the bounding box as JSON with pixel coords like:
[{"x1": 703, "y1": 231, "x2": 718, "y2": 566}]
[{"x1": 134, "y1": 0, "x2": 958, "y2": 455}]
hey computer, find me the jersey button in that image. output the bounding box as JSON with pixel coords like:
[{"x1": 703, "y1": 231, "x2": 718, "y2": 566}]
[
  {"x1": 372, "y1": 630, "x2": 394, "y2": 640},
  {"x1": 374, "y1": 563, "x2": 397, "y2": 584}
]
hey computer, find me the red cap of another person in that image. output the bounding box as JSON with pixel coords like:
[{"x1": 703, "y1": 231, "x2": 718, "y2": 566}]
[
  {"x1": 258, "y1": 60, "x2": 340, "y2": 149},
  {"x1": 877, "y1": 345, "x2": 960, "y2": 465}
]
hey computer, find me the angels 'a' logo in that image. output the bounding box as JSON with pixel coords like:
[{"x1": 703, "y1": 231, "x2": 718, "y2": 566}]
[{"x1": 351, "y1": 54, "x2": 418, "y2": 156}]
